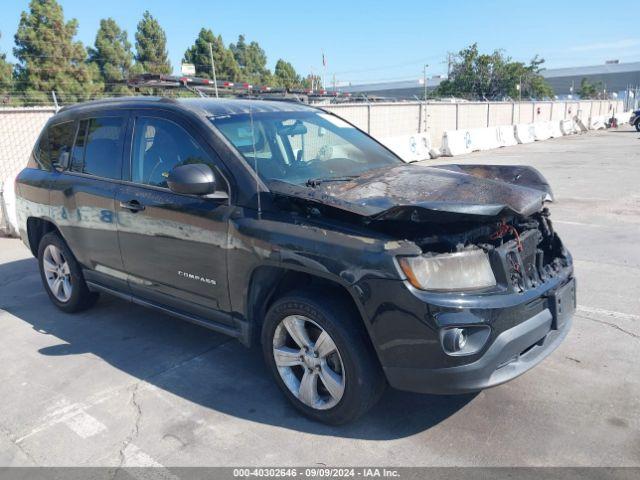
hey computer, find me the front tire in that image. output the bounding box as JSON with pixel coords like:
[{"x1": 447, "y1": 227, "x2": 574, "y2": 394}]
[
  {"x1": 37, "y1": 232, "x2": 99, "y2": 313},
  {"x1": 262, "y1": 289, "x2": 385, "y2": 424},
  {"x1": 635, "y1": 120, "x2": 640, "y2": 132}
]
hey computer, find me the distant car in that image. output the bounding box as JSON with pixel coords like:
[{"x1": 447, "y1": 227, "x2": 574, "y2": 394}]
[
  {"x1": 630, "y1": 109, "x2": 640, "y2": 131},
  {"x1": 14, "y1": 97, "x2": 575, "y2": 424}
]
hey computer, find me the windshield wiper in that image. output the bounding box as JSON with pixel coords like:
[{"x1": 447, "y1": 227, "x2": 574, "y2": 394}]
[{"x1": 305, "y1": 175, "x2": 359, "y2": 188}]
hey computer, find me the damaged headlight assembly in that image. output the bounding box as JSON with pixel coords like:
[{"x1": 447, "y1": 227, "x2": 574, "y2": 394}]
[{"x1": 398, "y1": 248, "x2": 496, "y2": 292}]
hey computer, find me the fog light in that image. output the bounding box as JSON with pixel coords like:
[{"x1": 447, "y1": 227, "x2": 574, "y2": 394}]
[{"x1": 442, "y1": 328, "x2": 467, "y2": 352}]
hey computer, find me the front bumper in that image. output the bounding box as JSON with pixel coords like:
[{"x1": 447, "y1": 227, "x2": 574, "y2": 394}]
[
  {"x1": 384, "y1": 307, "x2": 572, "y2": 394},
  {"x1": 356, "y1": 265, "x2": 575, "y2": 395}
]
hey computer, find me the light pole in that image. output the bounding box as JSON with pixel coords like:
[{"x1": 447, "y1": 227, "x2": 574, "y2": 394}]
[
  {"x1": 208, "y1": 42, "x2": 219, "y2": 98},
  {"x1": 423, "y1": 64, "x2": 429, "y2": 101}
]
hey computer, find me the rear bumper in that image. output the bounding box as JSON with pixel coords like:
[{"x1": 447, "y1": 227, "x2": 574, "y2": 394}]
[{"x1": 384, "y1": 308, "x2": 572, "y2": 394}]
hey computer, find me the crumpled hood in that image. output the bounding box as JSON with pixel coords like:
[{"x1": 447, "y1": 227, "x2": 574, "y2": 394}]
[{"x1": 268, "y1": 163, "x2": 553, "y2": 223}]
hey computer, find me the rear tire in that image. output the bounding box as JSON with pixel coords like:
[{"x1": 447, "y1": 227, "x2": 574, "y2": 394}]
[
  {"x1": 635, "y1": 120, "x2": 640, "y2": 132},
  {"x1": 37, "y1": 232, "x2": 99, "y2": 313},
  {"x1": 262, "y1": 289, "x2": 386, "y2": 424}
]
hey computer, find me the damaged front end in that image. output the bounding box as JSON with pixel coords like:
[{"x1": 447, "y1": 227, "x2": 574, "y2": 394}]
[{"x1": 391, "y1": 207, "x2": 571, "y2": 295}]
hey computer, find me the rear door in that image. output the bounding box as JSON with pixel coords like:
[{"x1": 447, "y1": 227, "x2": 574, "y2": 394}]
[
  {"x1": 115, "y1": 111, "x2": 233, "y2": 321},
  {"x1": 49, "y1": 113, "x2": 129, "y2": 291}
]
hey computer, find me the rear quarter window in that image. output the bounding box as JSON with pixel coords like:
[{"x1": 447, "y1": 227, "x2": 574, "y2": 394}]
[{"x1": 31, "y1": 121, "x2": 77, "y2": 171}]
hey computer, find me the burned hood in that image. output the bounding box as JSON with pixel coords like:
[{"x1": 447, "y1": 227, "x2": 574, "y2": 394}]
[{"x1": 268, "y1": 164, "x2": 553, "y2": 223}]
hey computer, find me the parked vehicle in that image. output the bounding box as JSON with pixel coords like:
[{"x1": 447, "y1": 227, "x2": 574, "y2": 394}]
[
  {"x1": 630, "y1": 109, "x2": 640, "y2": 131},
  {"x1": 14, "y1": 97, "x2": 575, "y2": 424}
]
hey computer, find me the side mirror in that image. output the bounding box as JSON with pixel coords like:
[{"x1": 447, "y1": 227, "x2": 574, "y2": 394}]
[{"x1": 167, "y1": 164, "x2": 217, "y2": 196}]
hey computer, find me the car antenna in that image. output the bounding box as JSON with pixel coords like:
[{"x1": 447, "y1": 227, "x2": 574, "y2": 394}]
[{"x1": 249, "y1": 103, "x2": 262, "y2": 217}]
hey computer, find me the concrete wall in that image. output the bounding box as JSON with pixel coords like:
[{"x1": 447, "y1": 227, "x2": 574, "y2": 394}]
[
  {"x1": 0, "y1": 99, "x2": 626, "y2": 189},
  {"x1": 324, "y1": 99, "x2": 625, "y2": 148}
]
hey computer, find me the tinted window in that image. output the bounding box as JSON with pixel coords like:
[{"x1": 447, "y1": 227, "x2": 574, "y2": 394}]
[
  {"x1": 82, "y1": 117, "x2": 126, "y2": 179},
  {"x1": 37, "y1": 121, "x2": 76, "y2": 170},
  {"x1": 131, "y1": 117, "x2": 212, "y2": 188}
]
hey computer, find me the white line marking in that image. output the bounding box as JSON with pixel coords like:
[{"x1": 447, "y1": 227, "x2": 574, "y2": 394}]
[
  {"x1": 64, "y1": 411, "x2": 107, "y2": 439},
  {"x1": 554, "y1": 220, "x2": 602, "y2": 227},
  {"x1": 577, "y1": 305, "x2": 640, "y2": 322},
  {"x1": 122, "y1": 444, "x2": 179, "y2": 480}
]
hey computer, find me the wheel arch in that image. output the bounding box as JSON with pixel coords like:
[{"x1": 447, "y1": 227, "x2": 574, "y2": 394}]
[
  {"x1": 26, "y1": 216, "x2": 61, "y2": 257},
  {"x1": 245, "y1": 265, "x2": 375, "y2": 348}
]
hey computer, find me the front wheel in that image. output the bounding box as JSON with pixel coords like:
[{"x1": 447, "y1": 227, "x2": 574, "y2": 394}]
[
  {"x1": 262, "y1": 289, "x2": 386, "y2": 424},
  {"x1": 635, "y1": 120, "x2": 640, "y2": 132}
]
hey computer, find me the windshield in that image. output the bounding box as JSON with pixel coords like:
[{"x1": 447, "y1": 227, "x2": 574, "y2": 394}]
[{"x1": 209, "y1": 110, "x2": 401, "y2": 186}]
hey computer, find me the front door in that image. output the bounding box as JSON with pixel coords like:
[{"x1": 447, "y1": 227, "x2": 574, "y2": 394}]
[{"x1": 115, "y1": 113, "x2": 232, "y2": 322}]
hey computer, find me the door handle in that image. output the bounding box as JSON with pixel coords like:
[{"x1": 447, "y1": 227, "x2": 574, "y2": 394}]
[{"x1": 119, "y1": 200, "x2": 145, "y2": 212}]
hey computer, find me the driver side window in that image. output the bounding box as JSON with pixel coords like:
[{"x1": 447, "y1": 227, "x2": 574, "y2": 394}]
[{"x1": 131, "y1": 117, "x2": 212, "y2": 188}]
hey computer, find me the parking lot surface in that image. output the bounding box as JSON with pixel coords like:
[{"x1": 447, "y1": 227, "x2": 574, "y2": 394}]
[{"x1": 0, "y1": 126, "x2": 638, "y2": 467}]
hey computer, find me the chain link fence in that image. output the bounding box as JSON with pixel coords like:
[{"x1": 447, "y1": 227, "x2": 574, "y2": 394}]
[{"x1": 0, "y1": 106, "x2": 55, "y2": 233}]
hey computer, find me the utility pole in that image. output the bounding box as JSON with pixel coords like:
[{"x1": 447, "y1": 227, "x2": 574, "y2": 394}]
[
  {"x1": 447, "y1": 53, "x2": 452, "y2": 77},
  {"x1": 208, "y1": 42, "x2": 219, "y2": 98},
  {"x1": 423, "y1": 64, "x2": 429, "y2": 101}
]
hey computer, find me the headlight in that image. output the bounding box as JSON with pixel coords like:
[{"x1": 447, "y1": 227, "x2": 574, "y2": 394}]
[{"x1": 398, "y1": 248, "x2": 496, "y2": 291}]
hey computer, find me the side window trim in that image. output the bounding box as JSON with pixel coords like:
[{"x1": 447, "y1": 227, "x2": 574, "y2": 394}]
[
  {"x1": 69, "y1": 119, "x2": 88, "y2": 173},
  {"x1": 127, "y1": 114, "x2": 231, "y2": 197}
]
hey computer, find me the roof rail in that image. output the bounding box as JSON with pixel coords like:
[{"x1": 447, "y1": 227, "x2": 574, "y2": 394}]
[{"x1": 127, "y1": 74, "x2": 353, "y2": 104}]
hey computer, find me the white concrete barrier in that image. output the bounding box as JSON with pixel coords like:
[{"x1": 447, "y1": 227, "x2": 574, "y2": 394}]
[
  {"x1": 548, "y1": 121, "x2": 563, "y2": 138},
  {"x1": 589, "y1": 116, "x2": 606, "y2": 130},
  {"x1": 532, "y1": 122, "x2": 552, "y2": 141},
  {"x1": 379, "y1": 133, "x2": 432, "y2": 162},
  {"x1": 441, "y1": 127, "x2": 502, "y2": 156},
  {"x1": 473, "y1": 127, "x2": 500, "y2": 151},
  {"x1": 496, "y1": 125, "x2": 518, "y2": 147},
  {"x1": 514, "y1": 124, "x2": 536, "y2": 144},
  {"x1": 574, "y1": 117, "x2": 589, "y2": 132},
  {"x1": 0, "y1": 177, "x2": 18, "y2": 237},
  {"x1": 612, "y1": 111, "x2": 631, "y2": 125},
  {"x1": 441, "y1": 129, "x2": 474, "y2": 156},
  {"x1": 560, "y1": 119, "x2": 576, "y2": 135}
]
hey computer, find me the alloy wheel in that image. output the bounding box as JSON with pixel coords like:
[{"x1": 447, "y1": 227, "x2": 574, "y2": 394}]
[
  {"x1": 42, "y1": 244, "x2": 73, "y2": 303},
  {"x1": 272, "y1": 315, "x2": 346, "y2": 410}
]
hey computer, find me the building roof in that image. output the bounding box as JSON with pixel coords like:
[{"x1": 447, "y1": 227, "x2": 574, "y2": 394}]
[{"x1": 541, "y1": 62, "x2": 640, "y2": 78}]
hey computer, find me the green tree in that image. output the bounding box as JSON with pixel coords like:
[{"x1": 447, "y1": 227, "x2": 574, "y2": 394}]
[
  {"x1": 135, "y1": 11, "x2": 171, "y2": 74},
  {"x1": 273, "y1": 59, "x2": 302, "y2": 90},
  {"x1": 0, "y1": 32, "x2": 13, "y2": 100},
  {"x1": 303, "y1": 73, "x2": 322, "y2": 91},
  {"x1": 88, "y1": 18, "x2": 134, "y2": 94},
  {"x1": 229, "y1": 34, "x2": 270, "y2": 84},
  {"x1": 183, "y1": 28, "x2": 240, "y2": 82},
  {"x1": 435, "y1": 43, "x2": 553, "y2": 100},
  {"x1": 13, "y1": 0, "x2": 102, "y2": 104},
  {"x1": 578, "y1": 77, "x2": 602, "y2": 99}
]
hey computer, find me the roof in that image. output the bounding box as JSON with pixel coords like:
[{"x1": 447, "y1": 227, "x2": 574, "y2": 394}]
[
  {"x1": 59, "y1": 96, "x2": 318, "y2": 116},
  {"x1": 541, "y1": 62, "x2": 640, "y2": 78},
  {"x1": 179, "y1": 98, "x2": 317, "y2": 116}
]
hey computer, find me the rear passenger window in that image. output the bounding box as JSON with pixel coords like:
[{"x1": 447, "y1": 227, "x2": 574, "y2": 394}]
[
  {"x1": 35, "y1": 121, "x2": 76, "y2": 170},
  {"x1": 80, "y1": 117, "x2": 126, "y2": 179}
]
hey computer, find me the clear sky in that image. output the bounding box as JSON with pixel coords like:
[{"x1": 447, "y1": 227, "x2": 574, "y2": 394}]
[{"x1": 0, "y1": 0, "x2": 638, "y2": 85}]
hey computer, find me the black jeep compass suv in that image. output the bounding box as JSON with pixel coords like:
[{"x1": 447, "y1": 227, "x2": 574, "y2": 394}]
[{"x1": 14, "y1": 97, "x2": 575, "y2": 424}]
